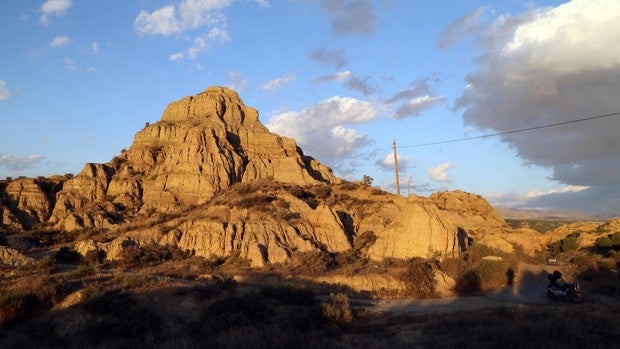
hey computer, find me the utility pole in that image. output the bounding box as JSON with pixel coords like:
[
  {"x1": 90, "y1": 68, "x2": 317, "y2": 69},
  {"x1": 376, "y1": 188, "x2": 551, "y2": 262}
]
[
  {"x1": 393, "y1": 139, "x2": 401, "y2": 196},
  {"x1": 407, "y1": 177, "x2": 411, "y2": 196}
]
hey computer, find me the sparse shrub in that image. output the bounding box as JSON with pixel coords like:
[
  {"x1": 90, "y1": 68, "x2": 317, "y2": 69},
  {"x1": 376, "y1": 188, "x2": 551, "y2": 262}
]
[
  {"x1": 0, "y1": 293, "x2": 37, "y2": 325},
  {"x1": 54, "y1": 246, "x2": 83, "y2": 264},
  {"x1": 334, "y1": 193, "x2": 351, "y2": 201},
  {"x1": 321, "y1": 292, "x2": 352, "y2": 326},
  {"x1": 203, "y1": 292, "x2": 271, "y2": 333},
  {"x1": 370, "y1": 188, "x2": 387, "y2": 195},
  {"x1": 233, "y1": 192, "x2": 276, "y2": 210},
  {"x1": 399, "y1": 257, "x2": 438, "y2": 298},
  {"x1": 191, "y1": 274, "x2": 238, "y2": 300},
  {"x1": 477, "y1": 259, "x2": 512, "y2": 290},
  {"x1": 360, "y1": 175, "x2": 373, "y2": 187},
  {"x1": 79, "y1": 291, "x2": 162, "y2": 346},
  {"x1": 315, "y1": 185, "x2": 332, "y2": 200},
  {"x1": 121, "y1": 243, "x2": 189, "y2": 267},
  {"x1": 30, "y1": 255, "x2": 58, "y2": 273},
  {"x1": 595, "y1": 232, "x2": 620, "y2": 249},
  {"x1": 353, "y1": 230, "x2": 377, "y2": 251},
  {"x1": 440, "y1": 257, "x2": 468, "y2": 279},
  {"x1": 234, "y1": 182, "x2": 256, "y2": 195},
  {"x1": 84, "y1": 249, "x2": 106, "y2": 265},
  {"x1": 548, "y1": 232, "x2": 580, "y2": 254},
  {"x1": 291, "y1": 251, "x2": 336, "y2": 276},
  {"x1": 287, "y1": 185, "x2": 305, "y2": 198},
  {"x1": 32, "y1": 275, "x2": 69, "y2": 306},
  {"x1": 455, "y1": 270, "x2": 482, "y2": 295},
  {"x1": 610, "y1": 232, "x2": 620, "y2": 246},
  {"x1": 339, "y1": 181, "x2": 358, "y2": 191},
  {"x1": 259, "y1": 285, "x2": 316, "y2": 306},
  {"x1": 595, "y1": 236, "x2": 613, "y2": 248}
]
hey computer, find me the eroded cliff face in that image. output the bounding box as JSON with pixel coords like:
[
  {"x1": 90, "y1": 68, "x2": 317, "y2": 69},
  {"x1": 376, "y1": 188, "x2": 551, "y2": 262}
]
[
  {"x1": 50, "y1": 87, "x2": 339, "y2": 230},
  {"x1": 1, "y1": 86, "x2": 466, "y2": 266},
  {"x1": 74, "y1": 182, "x2": 460, "y2": 266},
  {"x1": 0, "y1": 178, "x2": 55, "y2": 230}
]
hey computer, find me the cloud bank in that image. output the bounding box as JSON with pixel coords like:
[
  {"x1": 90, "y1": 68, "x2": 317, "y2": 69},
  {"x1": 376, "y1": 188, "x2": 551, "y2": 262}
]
[
  {"x1": 453, "y1": 0, "x2": 620, "y2": 214},
  {"x1": 0, "y1": 154, "x2": 45, "y2": 171},
  {"x1": 40, "y1": 0, "x2": 71, "y2": 24},
  {"x1": 0, "y1": 81, "x2": 9, "y2": 100},
  {"x1": 319, "y1": 0, "x2": 376, "y2": 37},
  {"x1": 266, "y1": 96, "x2": 377, "y2": 171}
]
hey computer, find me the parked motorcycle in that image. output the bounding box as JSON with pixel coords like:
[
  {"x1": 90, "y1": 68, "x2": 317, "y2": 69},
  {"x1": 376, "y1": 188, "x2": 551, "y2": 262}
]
[{"x1": 547, "y1": 271, "x2": 584, "y2": 304}]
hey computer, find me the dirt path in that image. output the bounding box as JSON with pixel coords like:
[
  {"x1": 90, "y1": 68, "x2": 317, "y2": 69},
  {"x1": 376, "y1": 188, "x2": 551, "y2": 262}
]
[{"x1": 359, "y1": 263, "x2": 576, "y2": 315}]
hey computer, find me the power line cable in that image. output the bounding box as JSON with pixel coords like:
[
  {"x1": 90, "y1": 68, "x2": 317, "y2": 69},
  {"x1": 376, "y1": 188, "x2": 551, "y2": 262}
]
[{"x1": 397, "y1": 111, "x2": 620, "y2": 149}]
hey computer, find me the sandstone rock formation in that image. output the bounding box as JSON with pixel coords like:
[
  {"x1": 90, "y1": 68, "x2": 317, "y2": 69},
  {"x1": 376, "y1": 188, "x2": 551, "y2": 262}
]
[
  {"x1": 0, "y1": 178, "x2": 52, "y2": 229},
  {"x1": 0, "y1": 87, "x2": 477, "y2": 266},
  {"x1": 0, "y1": 246, "x2": 35, "y2": 267},
  {"x1": 47, "y1": 87, "x2": 339, "y2": 231},
  {"x1": 366, "y1": 195, "x2": 458, "y2": 260}
]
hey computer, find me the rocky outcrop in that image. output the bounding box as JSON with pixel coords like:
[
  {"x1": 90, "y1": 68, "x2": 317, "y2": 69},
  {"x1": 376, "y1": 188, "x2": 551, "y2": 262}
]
[
  {"x1": 1, "y1": 178, "x2": 52, "y2": 229},
  {"x1": 0, "y1": 86, "x2": 485, "y2": 267},
  {"x1": 367, "y1": 196, "x2": 459, "y2": 260},
  {"x1": 0, "y1": 246, "x2": 35, "y2": 267},
  {"x1": 430, "y1": 190, "x2": 507, "y2": 230},
  {"x1": 50, "y1": 87, "x2": 339, "y2": 230}
]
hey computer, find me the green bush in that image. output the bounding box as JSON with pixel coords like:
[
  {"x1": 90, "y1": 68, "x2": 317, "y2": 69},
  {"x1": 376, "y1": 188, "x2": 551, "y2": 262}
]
[
  {"x1": 610, "y1": 232, "x2": 620, "y2": 246},
  {"x1": 548, "y1": 232, "x2": 580, "y2": 254},
  {"x1": 595, "y1": 236, "x2": 614, "y2": 248},
  {"x1": 595, "y1": 232, "x2": 620, "y2": 249},
  {"x1": 321, "y1": 292, "x2": 352, "y2": 326}
]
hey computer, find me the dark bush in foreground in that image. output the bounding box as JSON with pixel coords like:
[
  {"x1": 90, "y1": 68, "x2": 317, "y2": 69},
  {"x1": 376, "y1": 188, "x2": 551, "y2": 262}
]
[
  {"x1": 54, "y1": 246, "x2": 83, "y2": 264},
  {"x1": 399, "y1": 257, "x2": 438, "y2": 298},
  {"x1": 0, "y1": 294, "x2": 37, "y2": 326},
  {"x1": 321, "y1": 292, "x2": 352, "y2": 326},
  {"x1": 121, "y1": 243, "x2": 190, "y2": 267},
  {"x1": 260, "y1": 285, "x2": 316, "y2": 306}
]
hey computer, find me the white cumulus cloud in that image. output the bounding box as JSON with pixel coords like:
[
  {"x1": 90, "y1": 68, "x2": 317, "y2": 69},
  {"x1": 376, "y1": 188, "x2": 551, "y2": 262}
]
[
  {"x1": 384, "y1": 78, "x2": 445, "y2": 118},
  {"x1": 135, "y1": 0, "x2": 231, "y2": 36},
  {"x1": 0, "y1": 81, "x2": 10, "y2": 100},
  {"x1": 266, "y1": 96, "x2": 378, "y2": 168},
  {"x1": 455, "y1": 0, "x2": 620, "y2": 214},
  {"x1": 40, "y1": 0, "x2": 71, "y2": 25},
  {"x1": 0, "y1": 154, "x2": 45, "y2": 171},
  {"x1": 50, "y1": 35, "x2": 70, "y2": 48},
  {"x1": 426, "y1": 163, "x2": 454, "y2": 182},
  {"x1": 376, "y1": 153, "x2": 411, "y2": 172},
  {"x1": 261, "y1": 74, "x2": 295, "y2": 92}
]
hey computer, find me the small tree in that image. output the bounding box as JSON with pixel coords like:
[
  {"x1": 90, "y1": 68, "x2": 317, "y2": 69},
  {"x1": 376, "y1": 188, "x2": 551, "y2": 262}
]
[{"x1": 361, "y1": 175, "x2": 373, "y2": 187}]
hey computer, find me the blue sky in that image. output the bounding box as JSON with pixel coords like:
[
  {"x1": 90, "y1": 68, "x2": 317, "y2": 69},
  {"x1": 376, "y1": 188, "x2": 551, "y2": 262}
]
[{"x1": 1, "y1": 0, "x2": 619, "y2": 215}]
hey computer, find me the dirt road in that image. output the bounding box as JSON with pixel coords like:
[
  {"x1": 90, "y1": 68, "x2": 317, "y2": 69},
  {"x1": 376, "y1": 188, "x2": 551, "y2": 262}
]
[{"x1": 359, "y1": 263, "x2": 577, "y2": 315}]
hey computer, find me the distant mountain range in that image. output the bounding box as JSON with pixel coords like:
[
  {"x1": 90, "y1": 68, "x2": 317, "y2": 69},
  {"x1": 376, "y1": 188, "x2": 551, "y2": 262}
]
[{"x1": 495, "y1": 207, "x2": 610, "y2": 221}]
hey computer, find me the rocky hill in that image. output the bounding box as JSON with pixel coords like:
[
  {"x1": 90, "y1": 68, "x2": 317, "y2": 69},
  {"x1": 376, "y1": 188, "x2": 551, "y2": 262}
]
[{"x1": 5, "y1": 86, "x2": 604, "y2": 267}]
